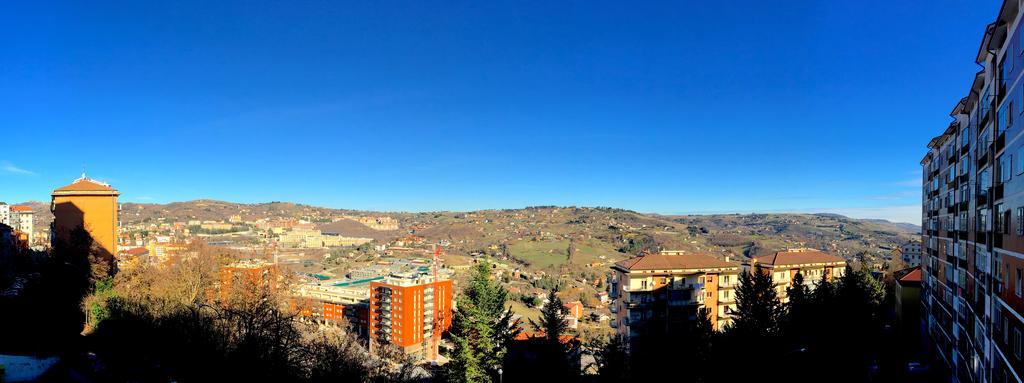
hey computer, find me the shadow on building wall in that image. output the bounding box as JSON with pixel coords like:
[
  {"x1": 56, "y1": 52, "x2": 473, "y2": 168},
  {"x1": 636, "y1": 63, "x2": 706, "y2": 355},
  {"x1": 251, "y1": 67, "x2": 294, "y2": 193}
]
[{"x1": 0, "y1": 203, "x2": 110, "y2": 355}]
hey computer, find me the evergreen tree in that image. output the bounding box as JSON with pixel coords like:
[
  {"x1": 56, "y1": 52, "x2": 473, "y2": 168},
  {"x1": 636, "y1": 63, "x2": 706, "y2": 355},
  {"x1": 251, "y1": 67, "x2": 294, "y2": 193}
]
[
  {"x1": 442, "y1": 312, "x2": 489, "y2": 383},
  {"x1": 784, "y1": 272, "x2": 811, "y2": 341},
  {"x1": 528, "y1": 288, "x2": 577, "y2": 381},
  {"x1": 592, "y1": 336, "x2": 629, "y2": 382},
  {"x1": 442, "y1": 262, "x2": 518, "y2": 383},
  {"x1": 729, "y1": 266, "x2": 784, "y2": 337},
  {"x1": 724, "y1": 266, "x2": 785, "y2": 380}
]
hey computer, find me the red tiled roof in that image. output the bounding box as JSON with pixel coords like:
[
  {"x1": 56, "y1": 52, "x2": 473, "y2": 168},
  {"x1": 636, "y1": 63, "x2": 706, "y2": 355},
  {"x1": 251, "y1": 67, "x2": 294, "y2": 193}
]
[
  {"x1": 755, "y1": 249, "x2": 845, "y2": 267},
  {"x1": 614, "y1": 251, "x2": 737, "y2": 271},
  {"x1": 9, "y1": 205, "x2": 32, "y2": 212},
  {"x1": 514, "y1": 331, "x2": 577, "y2": 344},
  {"x1": 53, "y1": 178, "x2": 116, "y2": 193},
  {"x1": 898, "y1": 267, "x2": 922, "y2": 283},
  {"x1": 121, "y1": 247, "x2": 149, "y2": 256}
]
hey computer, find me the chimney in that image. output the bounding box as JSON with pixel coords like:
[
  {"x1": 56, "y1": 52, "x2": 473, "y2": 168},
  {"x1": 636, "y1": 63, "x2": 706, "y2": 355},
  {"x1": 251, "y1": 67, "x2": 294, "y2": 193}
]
[{"x1": 725, "y1": 256, "x2": 730, "y2": 263}]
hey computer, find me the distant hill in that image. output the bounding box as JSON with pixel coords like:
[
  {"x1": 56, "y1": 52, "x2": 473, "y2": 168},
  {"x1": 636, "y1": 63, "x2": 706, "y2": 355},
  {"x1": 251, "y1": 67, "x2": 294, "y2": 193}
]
[{"x1": 25, "y1": 199, "x2": 916, "y2": 270}]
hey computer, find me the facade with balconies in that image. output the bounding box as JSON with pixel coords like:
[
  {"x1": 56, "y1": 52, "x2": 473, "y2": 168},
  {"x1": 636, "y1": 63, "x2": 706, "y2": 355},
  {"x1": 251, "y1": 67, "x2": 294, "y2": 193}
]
[
  {"x1": 921, "y1": 1, "x2": 1024, "y2": 381},
  {"x1": 746, "y1": 248, "x2": 847, "y2": 303},
  {"x1": 610, "y1": 250, "x2": 739, "y2": 352},
  {"x1": 368, "y1": 272, "x2": 452, "y2": 362}
]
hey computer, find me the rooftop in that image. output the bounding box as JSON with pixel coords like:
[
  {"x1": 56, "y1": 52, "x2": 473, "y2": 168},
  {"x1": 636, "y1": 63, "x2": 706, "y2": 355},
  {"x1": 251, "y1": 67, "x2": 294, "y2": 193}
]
[
  {"x1": 897, "y1": 266, "x2": 922, "y2": 284},
  {"x1": 613, "y1": 251, "x2": 737, "y2": 271},
  {"x1": 52, "y1": 174, "x2": 119, "y2": 195},
  {"x1": 753, "y1": 248, "x2": 846, "y2": 267}
]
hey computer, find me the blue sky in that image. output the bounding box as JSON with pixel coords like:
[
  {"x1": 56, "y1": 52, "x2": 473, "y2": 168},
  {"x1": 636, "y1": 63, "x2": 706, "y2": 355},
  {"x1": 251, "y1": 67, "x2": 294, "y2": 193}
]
[{"x1": 0, "y1": 1, "x2": 1000, "y2": 223}]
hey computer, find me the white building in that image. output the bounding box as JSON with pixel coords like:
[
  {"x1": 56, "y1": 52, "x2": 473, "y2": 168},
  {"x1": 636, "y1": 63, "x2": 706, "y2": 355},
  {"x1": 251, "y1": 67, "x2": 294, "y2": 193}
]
[
  {"x1": 897, "y1": 242, "x2": 922, "y2": 267},
  {"x1": 10, "y1": 206, "x2": 34, "y2": 245},
  {"x1": 0, "y1": 203, "x2": 9, "y2": 226}
]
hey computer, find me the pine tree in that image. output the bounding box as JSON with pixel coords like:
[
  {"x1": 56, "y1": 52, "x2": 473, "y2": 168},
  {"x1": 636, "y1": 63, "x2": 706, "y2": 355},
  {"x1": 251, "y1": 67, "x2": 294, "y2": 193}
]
[
  {"x1": 784, "y1": 272, "x2": 813, "y2": 351},
  {"x1": 442, "y1": 262, "x2": 518, "y2": 383},
  {"x1": 729, "y1": 266, "x2": 784, "y2": 337},
  {"x1": 442, "y1": 312, "x2": 490, "y2": 383},
  {"x1": 528, "y1": 288, "x2": 576, "y2": 381},
  {"x1": 593, "y1": 336, "x2": 629, "y2": 382}
]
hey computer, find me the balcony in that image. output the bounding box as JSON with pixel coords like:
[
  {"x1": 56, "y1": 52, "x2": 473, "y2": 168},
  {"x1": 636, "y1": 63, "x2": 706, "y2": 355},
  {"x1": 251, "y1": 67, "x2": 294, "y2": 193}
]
[{"x1": 626, "y1": 301, "x2": 651, "y2": 310}]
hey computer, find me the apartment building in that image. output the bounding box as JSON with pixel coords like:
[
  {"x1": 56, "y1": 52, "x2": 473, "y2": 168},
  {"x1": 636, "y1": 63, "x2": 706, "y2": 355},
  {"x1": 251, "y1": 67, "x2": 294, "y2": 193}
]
[
  {"x1": 899, "y1": 242, "x2": 925, "y2": 267},
  {"x1": 0, "y1": 202, "x2": 9, "y2": 226},
  {"x1": 368, "y1": 272, "x2": 453, "y2": 362},
  {"x1": 219, "y1": 260, "x2": 278, "y2": 302},
  {"x1": 920, "y1": 1, "x2": 1024, "y2": 381},
  {"x1": 610, "y1": 250, "x2": 740, "y2": 350},
  {"x1": 293, "y1": 283, "x2": 371, "y2": 340},
  {"x1": 748, "y1": 248, "x2": 847, "y2": 302},
  {"x1": 9, "y1": 206, "x2": 33, "y2": 245}
]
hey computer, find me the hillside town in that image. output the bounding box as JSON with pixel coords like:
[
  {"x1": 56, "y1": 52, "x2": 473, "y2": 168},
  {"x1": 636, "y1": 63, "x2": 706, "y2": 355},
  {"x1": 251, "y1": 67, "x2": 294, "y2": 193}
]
[{"x1": 0, "y1": 175, "x2": 929, "y2": 381}]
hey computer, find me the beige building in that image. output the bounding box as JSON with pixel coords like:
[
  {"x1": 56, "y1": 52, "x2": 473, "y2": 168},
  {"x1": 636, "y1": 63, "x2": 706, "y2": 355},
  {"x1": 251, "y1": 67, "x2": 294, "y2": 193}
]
[
  {"x1": 748, "y1": 248, "x2": 847, "y2": 302},
  {"x1": 610, "y1": 251, "x2": 740, "y2": 349},
  {"x1": 279, "y1": 227, "x2": 372, "y2": 248}
]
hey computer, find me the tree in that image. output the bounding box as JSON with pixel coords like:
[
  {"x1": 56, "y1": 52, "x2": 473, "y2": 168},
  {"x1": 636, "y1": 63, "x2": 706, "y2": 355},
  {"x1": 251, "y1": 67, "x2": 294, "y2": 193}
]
[
  {"x1": 442, "y1": 313, "x2": 489, "y2": 383},
  {"x1": 728, "y1": 267, "x2": 784, "y2": 337},
  {"x1": 784, "y1": 272, "x2": 812, "y2": 342},
  {"x1": 526, "y1": 288, "x2": 577, "y2": 381},
  {"x1": 723, "y1": 266, "x2": 785, "y2": 380},
  {"x1": 591, "y1": 335, "x2": 629, "y2": 382},
  {"x1": 442, "y1": 262, "x2": 518, "y2": 383}
]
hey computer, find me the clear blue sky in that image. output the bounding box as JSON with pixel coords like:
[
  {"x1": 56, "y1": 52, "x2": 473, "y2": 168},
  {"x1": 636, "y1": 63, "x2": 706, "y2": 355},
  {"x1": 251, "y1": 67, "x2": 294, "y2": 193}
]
[{"x1": 0, "y1": 1, "x2": 1000, "y2": 223}]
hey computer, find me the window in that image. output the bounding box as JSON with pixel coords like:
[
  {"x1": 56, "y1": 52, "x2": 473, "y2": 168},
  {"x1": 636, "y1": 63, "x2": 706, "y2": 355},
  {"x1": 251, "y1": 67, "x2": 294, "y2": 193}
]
[
  {"x1": 1018, "y1": 146, "x2": 1024, "y2": 175},
  {"x1": 1000, "y1": 155, "x2": 1012, "y2": 183},
  {"x1": 1018, "y1": 207, "x2": 1024, "y2": 236},
  {"x1": 1017, "y1": 268, "x2": 1022, "y2": 297},
  {"x1": 999, "y1": 204, "x2": 1009, "y2": 233},
  {"x1": 1016, "y1": 328, "x2": 1022, "y2": 359},
  {"x1": 1011, "y1": 101, "x2": 1016, "y2": 128}
]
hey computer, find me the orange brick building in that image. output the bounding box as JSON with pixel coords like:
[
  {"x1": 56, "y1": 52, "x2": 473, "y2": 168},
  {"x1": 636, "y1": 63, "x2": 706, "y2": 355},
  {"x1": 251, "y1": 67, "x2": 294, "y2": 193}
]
[
  {"x1": 368, "y1": 273, "x2": 452, "y2": 361},
  {"x1": 219, "y1": 260, "x2": 278, "y2": 302}
]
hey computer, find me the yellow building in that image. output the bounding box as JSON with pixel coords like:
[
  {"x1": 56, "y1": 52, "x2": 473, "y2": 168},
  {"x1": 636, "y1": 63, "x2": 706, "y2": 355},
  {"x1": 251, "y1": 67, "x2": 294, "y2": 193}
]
[
  {"x1": 748, "y1": 248, "x2": 846, "y2": 302},
  {"x1": 610, "y1": 250, "x2": 740, "y2": 349},
  {"x1": 51, "y1": 175, "x2": 120, "y2": 257}
]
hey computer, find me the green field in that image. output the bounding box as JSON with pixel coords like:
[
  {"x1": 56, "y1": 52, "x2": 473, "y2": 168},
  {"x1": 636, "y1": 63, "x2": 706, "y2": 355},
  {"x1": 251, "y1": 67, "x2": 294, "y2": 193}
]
[
  {"x1": 507, "y1": 238, "x2": 622, "y2": 270},
  {"x1": 507, "y1": 300, "x2": 542, "y2": 324}
]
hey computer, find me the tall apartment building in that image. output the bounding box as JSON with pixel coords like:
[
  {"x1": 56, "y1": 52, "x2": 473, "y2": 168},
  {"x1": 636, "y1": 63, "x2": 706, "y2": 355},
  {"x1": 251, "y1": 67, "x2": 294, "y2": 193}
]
[
  {"x1": 10, "y1": 205, "x2": 34, "y2": 245},
  {"x1": 368, "y1": 272, "x2": 453, "y2": 362},
  {"x1": 920, "y1": 1, "x2": 1024, "y2": 381},
  {"x1": 50, "y1": 175, "x2": 120, "y2": 257},
  {"x1": 610, "y1": 250, "x2": 740, "y2": 350},
  {"x1": 748, "y1": 248, "x2": 847, "y2": 302}
]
